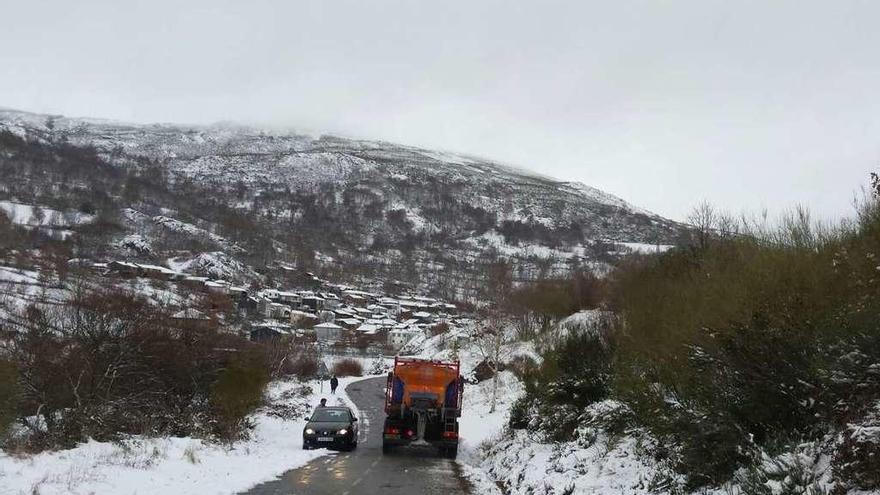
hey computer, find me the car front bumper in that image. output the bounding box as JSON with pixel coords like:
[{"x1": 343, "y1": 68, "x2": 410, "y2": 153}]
[{"x1": 303, "y1": 434, "x2": 354, "y2": 449}]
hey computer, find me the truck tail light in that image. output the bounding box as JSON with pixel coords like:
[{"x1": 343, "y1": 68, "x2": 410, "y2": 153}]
[
  {"x1": 443, "y1": 431, "x2": 458, "y2": 439},
  {"x1": 405, "y1": 429, "x2": 414, "y2": 437},
  {"x1": 385, "y1": 427, "x2": 400, "y2": 435}
]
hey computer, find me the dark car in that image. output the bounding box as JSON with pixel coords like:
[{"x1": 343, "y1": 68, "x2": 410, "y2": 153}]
[{"x1": 302, "y1": 406, "x2": 358, "y2": 450}]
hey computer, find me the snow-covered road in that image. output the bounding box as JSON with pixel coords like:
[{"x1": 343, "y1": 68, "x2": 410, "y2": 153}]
[{"x1": 239, "y1": 376, "x2": 472, "y2": 495}]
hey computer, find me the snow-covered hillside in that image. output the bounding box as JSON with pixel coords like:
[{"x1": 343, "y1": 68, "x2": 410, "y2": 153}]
[{"x1": 0, "y1": 107, "x2": 686, "y2": 295}]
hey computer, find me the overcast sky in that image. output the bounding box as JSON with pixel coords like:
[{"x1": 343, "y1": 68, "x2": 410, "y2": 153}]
[{"x1": 2, "y1": 0, "x2": 878, "y2": 221}]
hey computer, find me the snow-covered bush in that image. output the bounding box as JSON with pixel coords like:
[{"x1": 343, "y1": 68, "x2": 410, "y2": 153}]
[
  {"x1": 116, "y1": 233, "x2": 152, "y2": 255},
  {"x1": 368, "y1": 357, "x2": 389, "y2": 375},
  {"x1": 833, "y1": 403, "x2": 880, "y2": 492},
  {"x1": 733, "y1": 448, "x2": 829, "y2": 495},
  {"x1": 573, "y1": 400, "x2": 634, "y2": 448},
  {"x1": 511, "y1": 317, "x2": 615, "y2": 443}
]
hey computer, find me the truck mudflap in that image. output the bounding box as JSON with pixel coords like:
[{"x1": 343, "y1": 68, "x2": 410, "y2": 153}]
[
  {"x1": 382, "y1": 422, "x2": 459, "y2": 457},
  {"x1": 382, "y1": 436, "x2": 459, "y2": 458}
]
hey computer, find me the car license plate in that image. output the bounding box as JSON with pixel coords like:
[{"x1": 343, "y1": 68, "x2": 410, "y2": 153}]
[{"x1": 317, "y1": 437, "x2": 333, "y2": 442}]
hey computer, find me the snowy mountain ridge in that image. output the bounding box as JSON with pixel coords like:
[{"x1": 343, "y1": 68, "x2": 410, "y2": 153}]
[
  {"x1": 0, "y1": 107, "x2": 685, "y2": 295},
  {"x1": 0, "y1": 108, "x2": 652, "y2": 215}
]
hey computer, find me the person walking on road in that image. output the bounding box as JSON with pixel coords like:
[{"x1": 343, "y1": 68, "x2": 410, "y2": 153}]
[{"x1": 330, "y1": 375, "x2": 339, "y2": 394}]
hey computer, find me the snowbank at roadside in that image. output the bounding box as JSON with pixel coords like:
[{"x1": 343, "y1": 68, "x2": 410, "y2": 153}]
[
  {"x1": 479, "y1": 428, "x2": 669, "y2": 495},
  {"x1": 0, "y1": 375, "x2": 373, "y2": 495},
  {"x1": 455, "y1": 371, "x2": 522, "y2": 495}
]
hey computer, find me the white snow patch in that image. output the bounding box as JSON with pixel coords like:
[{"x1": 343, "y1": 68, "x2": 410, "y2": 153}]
[
  {"x1": 0, "y1": 201, "x2": 94, "y2": 228},
  {"x1": 615, "y1": 242, "x2": 674, "y2": 255},
  {"x1": 0, "y1": 377, "x2": 373, "y2": 495},
  {"x1": 166, "y1": 252, "x2": 258, "y2": 283}
]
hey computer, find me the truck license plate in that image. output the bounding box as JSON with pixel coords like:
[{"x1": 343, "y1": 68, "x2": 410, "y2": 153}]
[{"x1": 317, "y1": 437, "x2": 333, "y2": 442}]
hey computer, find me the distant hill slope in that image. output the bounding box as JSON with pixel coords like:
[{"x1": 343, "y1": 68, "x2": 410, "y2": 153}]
[{"x1": 0, "y1": 108, "x2": 685, "y2": 298}]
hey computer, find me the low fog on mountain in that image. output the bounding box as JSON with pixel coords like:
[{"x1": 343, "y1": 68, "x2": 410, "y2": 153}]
[{"x1": 3, "y1": 1, "x2": 879, "y2": 221}]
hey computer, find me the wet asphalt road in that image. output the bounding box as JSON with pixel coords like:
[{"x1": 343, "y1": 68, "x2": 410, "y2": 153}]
[{"x1": 240, "y1": 377, "x2": 472, "y2": 495}]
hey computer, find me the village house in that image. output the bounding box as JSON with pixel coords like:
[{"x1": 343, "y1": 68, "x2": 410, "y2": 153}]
[
  {"x1": 356, "y1": 323, "x2": 380, "y2": 335},
  {"x1": 341, "y1": 292, "x2": 365, "y2": 305},
  {"x1": 181, "y1": 275, "x2": 209, "y2": 289},
  {"x1": 274, "y1": 291, "x2": 302, "y2": 307},
  {"x1": 412, "y1": 311, "x2": 435, "y2": 324},
  {"x1": 301, "y1": 294, "x2": 325, "y2": 312},
  {"x1": 249, "y1": 323, "x2": 295, "y2": 342},
  {"x1": 337, "y1": 318, "x2": 362, "y2": 331},
  {"x1": 343, "y1": 289, "x2": 378, "y2": 303},
  {"x1": 398, "y1": 299, "x2": 421, "y2": 311},
  {"x1": 333, "y1": 307, "x2": 358, "y2": 319},
  {"x1": 205, "y1": 280, "x2": 231, "y2": 295},
  {"x1": 170, "y1": 308, "x2": 213, "y2": 330},
  {"x1": 139, "y1": 264, "x2": 184, "y2": 281},
  {"x1": 387, "y1": 327, "x2": 420, "y2": 350},
  {"x1": 268, "y1": 302, "x2": 291, "y2": 320},
  {"x1": 290, "y1": 310, "x2": 319, "y2": 328},
  {"x1": 237, "y1": 296, "x2": 260, "y2": 316},
  {"x1": 318, "y1": 292, "x2": 341, "y2": 309},
  {"x1": 106, "y1": 261, "x2": 184, "y2": 281},
  {"x1": 228, "y1": 286, "x2": 248, "y2": 300},
  {"x1": 313, "y1": 322, "x2": 344, "y2": 342},
  {"x1": 354, "y1": 323, "x2": 384, "y2": 345},
  {"x1": 414, "y1": 296, "x2": 438, "y2": 305}
]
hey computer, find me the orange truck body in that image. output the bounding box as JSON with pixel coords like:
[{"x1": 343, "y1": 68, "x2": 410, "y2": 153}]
[
  {"x1": 386, "y1": 358, "x2": 460, "y2": 410},
  {"x1": 382, "y1": 357, "x2": 463, "y2": 457}
]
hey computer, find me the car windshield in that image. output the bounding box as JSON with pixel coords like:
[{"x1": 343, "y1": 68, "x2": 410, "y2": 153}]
[{"x1": 310, "y1": 409, "x2": 350, "y2": 422}]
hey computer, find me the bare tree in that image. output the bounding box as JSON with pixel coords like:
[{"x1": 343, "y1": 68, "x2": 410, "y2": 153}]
[
  {"x1": 473, "y1": 311, "x2": 514, "y2": 413},
  {"x1": 687, "y1": 201, "x2": 717, "y2": 249},
  {"x1": 472, "y1": 259, "x2": 518, "y2": 413}
]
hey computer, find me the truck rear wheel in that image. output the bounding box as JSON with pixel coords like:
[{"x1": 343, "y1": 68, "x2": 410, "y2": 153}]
[{"x1": 441, "y1": 445, "x2": 458, "y2": 459}]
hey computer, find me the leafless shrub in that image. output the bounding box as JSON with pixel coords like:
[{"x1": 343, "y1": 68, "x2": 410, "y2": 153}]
[
  {"x1": 6, "y1": 288, "x2": 269, "y2": 450},
  {"x1": 287, "y1": 352, "x2": 319, "y2": 380},
  {"x1": 332, "y1": 358, "x2": 363, "y2": 377},
  {"x1": 429, "y1": 322, "x2": 450, "y2": 336}
]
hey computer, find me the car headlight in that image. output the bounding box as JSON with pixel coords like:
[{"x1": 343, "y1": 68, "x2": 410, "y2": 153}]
[
  {"x1": 337, "y1": 429, "x2": 348, "y2": 436},
  {"x1": 305, "y1": 428, "x2": 315, "y2": 435}
]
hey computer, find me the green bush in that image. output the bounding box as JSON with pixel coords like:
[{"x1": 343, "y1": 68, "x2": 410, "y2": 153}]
[
  {"x1": 733, "y1": 452, "x2": 828, "y2": 495},
  {"x1": 508, "y1": 395, "x2": 531, "y2": 430},
  {"x1": 833, "y1": 405, "x2": 880, "y2": 492},
  {"x1": 516, "y1": 186, "x2": 880, "y2": 489},
  {"x1": 511, "y1": 319, "x2": 615, "y2": 442},
  {"x1": 607, "y1": 198, "x2": 880, "y2": 487},
  {"x1": 507, "y1": 270, "x2": 606, "y2": 331},
  {"x1": 210, "y1": 364, "x2": 269, "y2": 442},
  {"x1": 0, "y1": 359, "x2": 17, "y2": 441}
]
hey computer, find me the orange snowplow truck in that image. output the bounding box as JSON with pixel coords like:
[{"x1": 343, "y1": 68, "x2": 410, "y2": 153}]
[{"x1": 383, "y1": 357, "x2": 464, "y2": 458}]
